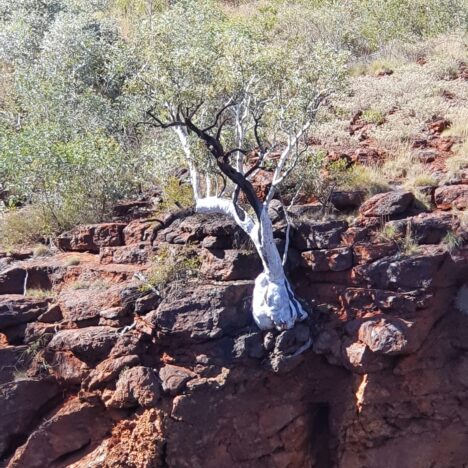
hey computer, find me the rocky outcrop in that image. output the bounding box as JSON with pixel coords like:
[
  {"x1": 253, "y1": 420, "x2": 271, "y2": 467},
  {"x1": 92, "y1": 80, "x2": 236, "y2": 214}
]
[{"x1": 0, "y1": 196, "x2": 466, "y2": 467}]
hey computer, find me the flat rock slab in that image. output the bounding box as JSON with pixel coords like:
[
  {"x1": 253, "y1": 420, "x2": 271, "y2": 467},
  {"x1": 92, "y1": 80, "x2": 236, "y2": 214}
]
[
  {"x1": 0, "y1": 295, "x2": 50, "y2": 330},
  {"x1": 359, "y1": 191, "x2": 414, "y2": 217}
]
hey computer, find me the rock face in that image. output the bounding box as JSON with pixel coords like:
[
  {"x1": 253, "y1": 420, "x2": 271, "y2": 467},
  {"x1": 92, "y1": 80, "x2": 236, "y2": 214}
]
[{"x1": 0, "y1": 198, "x2": 467, "y2": 467}]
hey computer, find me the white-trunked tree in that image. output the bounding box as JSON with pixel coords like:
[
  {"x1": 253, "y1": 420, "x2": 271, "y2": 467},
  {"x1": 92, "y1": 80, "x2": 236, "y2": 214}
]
[{"x1": 134, "y1": 0, "x2": 347, "y2": 330}]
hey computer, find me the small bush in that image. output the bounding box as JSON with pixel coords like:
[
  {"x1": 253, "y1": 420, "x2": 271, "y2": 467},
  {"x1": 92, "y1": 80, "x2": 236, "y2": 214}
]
[
  {"x1": 64, "y1": 256, "x2": 81, "y2": 267},
  {"x1": 24, "y1": 288, "x2": 54, "y2": 299},
  {"x1": 142, "y1": 244, "x2": 201, "y2": 293},
  {"x1": 158, "y1": 176, "x2": 194, "y2": 212},
  {"x1": 343, "y1": 164, "x2": 390, "y2": 195},
  {"x1": 0, "y1": 206, "x2": 54, "y2": 250},
  {"x1": 362, "y1": 108, "x2": 385, "y2": 125},
  {"x1": 33, "y1": 244, "x2": 50, "y2": 257},
  {"x1": 443, "y1": 231, "x2": 463, "y2": 253}
]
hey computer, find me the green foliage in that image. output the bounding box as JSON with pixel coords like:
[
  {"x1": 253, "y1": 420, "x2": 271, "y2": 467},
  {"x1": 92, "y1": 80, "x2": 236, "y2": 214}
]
[
  {"x1": 443, "y1": 231, "x2": 463, "y2": 253},
  {"x1": 362, "y1": 109, "x2": 385, "y2": 125},
  {"x1": 0, "y1": 206, "x2": 54, "y2": 249},
  {"x1": 143, "y1": 244, "x2": 201, "y2": 293},
  {"x1": 159, "y1": 177, "x2": 194, "y2": 212}
]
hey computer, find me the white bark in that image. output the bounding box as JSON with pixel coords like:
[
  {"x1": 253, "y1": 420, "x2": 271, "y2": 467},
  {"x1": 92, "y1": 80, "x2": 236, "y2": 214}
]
[{"x1": 195, "y1": 197, "x2": 307, "y2": 330}]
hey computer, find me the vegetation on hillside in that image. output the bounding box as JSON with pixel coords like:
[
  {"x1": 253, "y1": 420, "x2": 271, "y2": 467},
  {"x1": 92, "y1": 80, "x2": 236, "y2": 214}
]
[{"x1": 0, "y1": 0, "x2": 466, "y2": 247}]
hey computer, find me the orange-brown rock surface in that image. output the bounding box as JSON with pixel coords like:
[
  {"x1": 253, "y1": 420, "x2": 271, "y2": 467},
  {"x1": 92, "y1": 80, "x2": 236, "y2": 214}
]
[{"x1": 0, "y1": 191, "x2": 467, "y2": 467}]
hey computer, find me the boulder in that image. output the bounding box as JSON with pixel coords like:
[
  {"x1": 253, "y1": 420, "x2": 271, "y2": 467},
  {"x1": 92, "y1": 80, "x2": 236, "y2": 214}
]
[
  {"x1": 99, "y1": 243, "x2": 152, "y2": 265},
  {"x1": 301, "y1": 247, "x2": 353, "y2": 272},
  {"x1": 7, "y1": 398, "x2": 111, "y2": 468},
  {"x1": 123, "y1": 219, "x2": 160, "y2": 244},
  {"x1": 330, "y1": 191, "x2": 365, "y2": 210},
  {"x1": 144, "y1": 282, "x2": 253, "y2": 342},
  {"x1": 0, "y1": 268, "x2": 26, "y2": 295},
  {"x1": 359, "y1": 191, "x2": 414, "y2": 217},
  {"x1": 84, "y1": 354, "x2": 140, "y2": 390},
  {"x1": 58, "y1": 282, "x2": 126, "y2": 324},
  {"x1": 385, "y1": 213, "x2": 459, "y2": 244},
  {"x1": 46, "y1": 350, "x2": 89, "y2": 384},
  {"x1": 292, "y1": 220, "x2": 348, "y2": 251},
  {"x1": 159, "y1": 364, "x2": 197, "y2": 395},
  {"x1": 0, "y1": 379, "x2": 59, "y2": 457},
  {"x1": 200, "y1": 249, "x2": 262, "y2": 281},
  {"x1": 56, "y1": 223, "x2": 126, "y2": 253},
  {"x1": 103, "y1": 366, "x2": 160, "y2": 408},
  {"x1": 0, "y1": 295, "x2": 50, "y2": 330},
  {"x1": 435, "y1": 185, "x2": 468, "y2": 210},
  {"x1": 358, "y1": 318, "x2": 409, "y2": 355},
  {"x1": 353, "y1": 242, "x2": 398, "y2": 264},
  {"x1": 47, "y1": 326, "x2": 118, "y2": 364}
]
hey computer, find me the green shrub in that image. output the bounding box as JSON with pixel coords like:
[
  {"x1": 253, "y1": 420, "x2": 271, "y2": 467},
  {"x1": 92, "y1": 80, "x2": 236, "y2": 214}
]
[
  {"x1": 143, "y1": 244, "x2": 201, "y2": 293},
  {"x1": 362, "y1": 108, "x2": 385, "y2": 125}
]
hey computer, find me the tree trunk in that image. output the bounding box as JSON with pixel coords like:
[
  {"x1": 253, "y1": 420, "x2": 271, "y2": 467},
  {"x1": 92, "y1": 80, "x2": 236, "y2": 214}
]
[{"x1": 196, "y1": 198, "x2": 307, "y2": 330}]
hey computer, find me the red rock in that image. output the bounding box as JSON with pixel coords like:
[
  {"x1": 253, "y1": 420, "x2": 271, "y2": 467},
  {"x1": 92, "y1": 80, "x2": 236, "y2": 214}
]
[
  {"x1": 46, "y1": 350, "x2": 89, "y2": 384},
  {"x1": 427, "y1": 117, "x2": 450, "y2": 134},
  {"x1": 0, "y1": 295, "x2": 50, "y2": 330},
  {"x1": 57, "y1": 282, "x2": 126, "y2": 324},
  {"x1": 123, "y1": 219, "x2": 160, "y2": 244},
  {"x1": 358, "y1": 318, "x2": 409, "y2": 355},
  {"x1": 47, "y1": 326, "x2": 118, "y2": 363},
  {"x1": 84, "y1": 354, "x2": 140, "y2": 390},
  {"x1": 302, "y1": 247, "x2": 353, "y2": 272},
  {"x1": 8, "y1": 398, "x2": 112, "y2": 468},
  {"x1": 159, "y1": 364, "x2": 196, "y2": 395},
  {"x1": 359, "y1": 191, "x2": 414, "y2": 217},
  {"x1": 200, "y1": 248, "x2": 261, "y2": 281},
  {"x1": 37, "y1": 303, "x2": 62, "y2": 323},
  {"x1": 56, "y1": 223, "x2": 126, "y2": 253},
  {"x1": 99, "y1": 243, "x2": 152, "y2": 265},
  {"x1": 341, "y1": 339, "x2": 391, "y2": 373},
  {"x1": 435, "y1": 185, "x2": 468, "y2": 210},
  {"x1": 103, "y1": 366, "x2": 160, "y2": 408},
  {"x1": 353, "y1": 242, "x2": 398, "y2": 263}
]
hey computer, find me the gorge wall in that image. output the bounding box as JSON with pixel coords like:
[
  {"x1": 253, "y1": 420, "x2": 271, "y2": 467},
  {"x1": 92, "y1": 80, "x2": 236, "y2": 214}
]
[{"x1": 0, "y1": 186, "x2": 467, "y2": 468}]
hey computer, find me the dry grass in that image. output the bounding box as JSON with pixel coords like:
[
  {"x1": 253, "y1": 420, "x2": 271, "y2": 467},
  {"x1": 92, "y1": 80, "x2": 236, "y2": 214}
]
[{"x1": 24, "y1": 288, "x2": 54, "y2": 299}]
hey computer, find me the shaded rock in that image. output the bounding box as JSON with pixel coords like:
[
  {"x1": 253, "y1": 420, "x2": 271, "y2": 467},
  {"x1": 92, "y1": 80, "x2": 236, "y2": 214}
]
[
  {"x1": 47, "y1": 326, "x2": 118, "y2": 364},
  {"x1": 103, "y1": 366, "x2": 160, "y2": 408},
  {"x1": 159, "y1": 364, "x2": 196, "y2": 395},
  {"x1": 233, "y1": 332, "x2": 265, "y2": 360},
  {"x1": 145, "y1": 282, "x2": 253, "y2": 342},
  {"x1": 435, "y1": 185, "x2": 468, "y2": 210},
  {"x1": 342, "y1": 227, "x2": 371, "y2": 245},
  {"x1": 0, "y1": 379, "x2": 59, "y2": 457},
  {"x1": 200, "y1": 249, "x2": 261, "y2": 281},
  {"x1": 37, "y1": 304, "x2": 62, "y2": 323},
  {"x1": 0, "y1": 268, "x2": 26, "y2": 295},
  {"x1": 330, "y1": 191, "x2": 365, "y2": 210},
  {"x1": 359, "y1": 191, "x2": 414, "y2": 217},
  {"x1": 7, "y1": 398, "x2": 111, "y2": 468},
  {"x1": 353, "y1": 251, "x2": 447, "y2": 290},
  {"x1": 292, "y1": 220, "x2": 348, "y2": 250},
  {"x1": 56, "y1": 223, "x2": 126, "y2": 253},
  {"x1": 301, "y1": 247, "x2": 352, "y2": 272},
  {"x1": 0, "y1": 346, "x2": 27, "y2": 385},
  {"x1": 0, "y1": 295, "x2": 50, "y2": 330}
]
